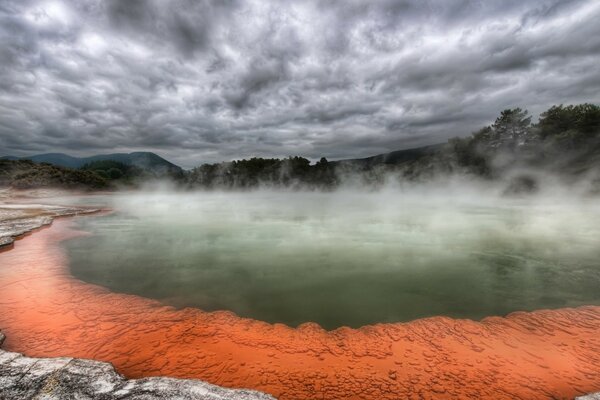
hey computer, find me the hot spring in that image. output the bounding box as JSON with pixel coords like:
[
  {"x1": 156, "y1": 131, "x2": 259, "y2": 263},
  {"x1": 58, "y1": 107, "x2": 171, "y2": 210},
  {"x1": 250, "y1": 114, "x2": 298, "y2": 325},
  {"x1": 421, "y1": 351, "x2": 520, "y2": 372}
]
[{"x1": 63, "y1": 188, "x2": 600, "y2": 329}]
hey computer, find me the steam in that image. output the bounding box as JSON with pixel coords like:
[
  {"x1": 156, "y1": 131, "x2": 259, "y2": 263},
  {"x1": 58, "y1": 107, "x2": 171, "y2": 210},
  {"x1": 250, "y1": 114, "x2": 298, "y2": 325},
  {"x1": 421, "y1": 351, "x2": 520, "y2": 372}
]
[{"x1": 66, "y1": 180, "x2": 600, "y2": 329}]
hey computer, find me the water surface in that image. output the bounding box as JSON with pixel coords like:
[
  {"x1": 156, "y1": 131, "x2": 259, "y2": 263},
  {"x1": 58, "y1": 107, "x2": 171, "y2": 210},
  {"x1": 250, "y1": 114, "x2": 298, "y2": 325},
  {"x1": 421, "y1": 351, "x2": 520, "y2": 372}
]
[{"x1": 64, "y1": 190, "x2": 600, "y2": 329}]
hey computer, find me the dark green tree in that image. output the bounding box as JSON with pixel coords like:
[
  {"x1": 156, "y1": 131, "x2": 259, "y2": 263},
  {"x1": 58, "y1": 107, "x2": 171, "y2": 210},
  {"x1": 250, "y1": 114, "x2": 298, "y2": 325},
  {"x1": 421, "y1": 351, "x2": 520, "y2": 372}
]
[
  {"x1": 316, "y1": 157, "x2": 328, "y2": 166},
  {"x1": 491, "y1": 108, "x2": 532, "y2": 147},
  {"x1": 538, "y1": 104, "x2": 600, "y2": 139},
  {"x1": 107, "y1": 168, "x2": 124, "y2": 179}
]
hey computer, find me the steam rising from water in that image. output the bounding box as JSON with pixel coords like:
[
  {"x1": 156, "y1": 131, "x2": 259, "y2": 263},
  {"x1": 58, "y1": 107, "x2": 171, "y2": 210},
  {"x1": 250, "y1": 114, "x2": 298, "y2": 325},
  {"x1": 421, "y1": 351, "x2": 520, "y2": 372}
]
[{"x1": 65, "y1": 183, "x2": 600, "y2": 329}]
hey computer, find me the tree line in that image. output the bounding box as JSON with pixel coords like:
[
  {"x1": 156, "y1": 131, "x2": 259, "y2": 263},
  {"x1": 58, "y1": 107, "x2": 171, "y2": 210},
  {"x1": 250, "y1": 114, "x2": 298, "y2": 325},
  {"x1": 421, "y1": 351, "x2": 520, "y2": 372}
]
[{"x1": 185, "y1": 103, "x2": 600, "y2": 189}]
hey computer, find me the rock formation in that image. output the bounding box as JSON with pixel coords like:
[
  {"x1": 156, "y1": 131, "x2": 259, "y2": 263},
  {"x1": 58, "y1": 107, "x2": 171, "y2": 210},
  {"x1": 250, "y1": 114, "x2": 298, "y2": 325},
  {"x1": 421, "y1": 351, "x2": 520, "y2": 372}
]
[
  {"x1": 0, "y1": 203, "x2": 99, "y2": 248},
  {"x1": 0, "y1": 331, "x2": 275, "y2": 400}
]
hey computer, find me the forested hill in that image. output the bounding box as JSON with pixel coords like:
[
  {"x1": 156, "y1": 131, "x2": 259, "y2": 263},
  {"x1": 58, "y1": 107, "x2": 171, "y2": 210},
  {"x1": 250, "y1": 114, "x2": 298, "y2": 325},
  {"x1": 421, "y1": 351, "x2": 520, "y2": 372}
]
[
  {"x1": 1, "y1": 152, "x2": 183, "y2": 177},
  {"x1": 400, "y1": 104, "x2": 600, "y2": 183},
  {"x1": 0, "y1": 159, "x2": 108, "y2": 190}
]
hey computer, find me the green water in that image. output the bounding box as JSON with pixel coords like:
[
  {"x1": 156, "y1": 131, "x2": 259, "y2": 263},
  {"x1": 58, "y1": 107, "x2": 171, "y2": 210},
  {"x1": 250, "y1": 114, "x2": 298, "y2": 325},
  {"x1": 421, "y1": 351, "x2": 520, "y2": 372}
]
[{"x1": 64, "y1": 190, "x2": 600, "y2": 329}]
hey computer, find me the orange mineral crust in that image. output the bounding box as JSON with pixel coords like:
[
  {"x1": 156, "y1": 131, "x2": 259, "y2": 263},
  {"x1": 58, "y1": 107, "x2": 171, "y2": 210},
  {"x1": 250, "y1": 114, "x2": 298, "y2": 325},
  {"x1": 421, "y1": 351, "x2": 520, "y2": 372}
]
[{"x1": 1, "y1": 218, "x2": 599, "y2": 400}]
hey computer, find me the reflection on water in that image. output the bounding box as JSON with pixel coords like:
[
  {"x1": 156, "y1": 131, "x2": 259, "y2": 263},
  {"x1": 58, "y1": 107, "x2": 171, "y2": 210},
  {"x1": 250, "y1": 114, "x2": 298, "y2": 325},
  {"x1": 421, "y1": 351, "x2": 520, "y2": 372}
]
[{"x1": 64, "y1": 190, "x2": 600, "y2": 329}]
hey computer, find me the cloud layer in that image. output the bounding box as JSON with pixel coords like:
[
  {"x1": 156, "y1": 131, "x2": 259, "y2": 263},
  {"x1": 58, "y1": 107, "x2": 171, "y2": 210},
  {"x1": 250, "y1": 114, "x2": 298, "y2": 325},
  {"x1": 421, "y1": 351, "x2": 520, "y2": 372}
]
[{"x1": 1, "y1": 0, "x2": 599, "y2": 167}]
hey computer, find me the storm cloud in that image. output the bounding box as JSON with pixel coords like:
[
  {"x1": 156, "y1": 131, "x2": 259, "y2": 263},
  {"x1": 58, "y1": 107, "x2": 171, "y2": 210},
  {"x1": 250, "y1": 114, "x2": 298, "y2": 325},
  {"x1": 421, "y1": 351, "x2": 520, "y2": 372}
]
[{"x1": 0, "y1": 0, "x2": 599, "y2": 167}]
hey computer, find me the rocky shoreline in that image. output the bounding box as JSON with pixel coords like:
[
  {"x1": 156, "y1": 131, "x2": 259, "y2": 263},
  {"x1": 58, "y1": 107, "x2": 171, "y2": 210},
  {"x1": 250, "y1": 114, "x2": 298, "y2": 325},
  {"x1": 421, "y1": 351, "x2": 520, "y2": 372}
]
[
  {"x1": 0, "y1": 203, "x2": 100, "y2": 249},
  {"x1": 0, "y1": 331, "x2": 275, "y2": 399}
]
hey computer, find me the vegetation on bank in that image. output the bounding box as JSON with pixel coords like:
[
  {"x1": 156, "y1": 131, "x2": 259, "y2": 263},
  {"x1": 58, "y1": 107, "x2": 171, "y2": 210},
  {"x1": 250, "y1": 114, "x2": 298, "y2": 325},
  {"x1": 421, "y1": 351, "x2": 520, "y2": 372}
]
[
  {"x1": 446, "y1": 104, "x2": 600, "y2": 174},
  {"x1": 81, "y1": 160, "x2": 145, "y2": 183},
  {"x1": 186, "y1": 103, "x2": 600, "y2": 190},
  {"x1": 431, "y1": 104, "x2": 600, "y2": 193},
  {"x1": 0, "y1": 156, "x2": 184, "y2": 190},
  {"x1": 0, "y1": 103, "x2": 598, "y2": 191},
  {"x1": 187, "y1": 156, "x2": 336, "y2": 189},
  {"x1": 0, "y1": 159, "x2": 108, "y2": 190}
]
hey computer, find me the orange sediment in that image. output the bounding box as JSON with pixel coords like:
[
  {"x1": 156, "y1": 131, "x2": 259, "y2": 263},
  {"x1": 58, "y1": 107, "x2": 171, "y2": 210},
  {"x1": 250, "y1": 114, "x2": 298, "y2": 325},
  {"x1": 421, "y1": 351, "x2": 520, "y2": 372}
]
[{"x1": 0, "y1": 218, "x2": 599, "y2": 399}]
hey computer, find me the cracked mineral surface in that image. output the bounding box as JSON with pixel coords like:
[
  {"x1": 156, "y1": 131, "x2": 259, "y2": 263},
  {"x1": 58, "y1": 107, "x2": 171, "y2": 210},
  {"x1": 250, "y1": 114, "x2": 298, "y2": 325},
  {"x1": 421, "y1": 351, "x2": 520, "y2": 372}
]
[{"x1": 0, "y1": 202, "x2": 99, "y2": 249}]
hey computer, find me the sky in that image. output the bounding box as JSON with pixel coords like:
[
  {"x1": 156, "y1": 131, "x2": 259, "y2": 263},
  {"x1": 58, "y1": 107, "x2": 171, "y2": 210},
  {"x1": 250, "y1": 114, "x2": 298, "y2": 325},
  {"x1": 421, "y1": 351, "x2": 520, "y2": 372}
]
[{"x1": 1, "y1": 0, "x2": 599, "y2": 168}]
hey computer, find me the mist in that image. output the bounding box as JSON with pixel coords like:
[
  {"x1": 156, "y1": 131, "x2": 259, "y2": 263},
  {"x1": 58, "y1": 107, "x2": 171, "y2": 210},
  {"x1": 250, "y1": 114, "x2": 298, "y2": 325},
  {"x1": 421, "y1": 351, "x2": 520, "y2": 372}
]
[{"x1": 61, "y1": 179, "x2": 600, "y2": 329}]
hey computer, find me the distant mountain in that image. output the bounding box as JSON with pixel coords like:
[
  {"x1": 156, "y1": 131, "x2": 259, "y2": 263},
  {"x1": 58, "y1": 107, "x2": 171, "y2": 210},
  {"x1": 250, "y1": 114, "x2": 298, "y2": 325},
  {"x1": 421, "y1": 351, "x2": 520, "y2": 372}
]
[
  {"x1": 1, "y1": 152, "x2": 183, "y2": 176},
  {"x1": 333, "y1": 143, "x2": 444, "y2": 169}
]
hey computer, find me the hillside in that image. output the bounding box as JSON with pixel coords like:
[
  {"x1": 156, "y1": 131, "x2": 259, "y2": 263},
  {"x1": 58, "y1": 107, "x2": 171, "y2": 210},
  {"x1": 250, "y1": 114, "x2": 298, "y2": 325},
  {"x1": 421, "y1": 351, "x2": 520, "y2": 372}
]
[
  {"x1": 0, "y1": 160, "x2": 108, "y2": 190},
  {"x1": 1, "y1": 152, "x2": 183, "y2": 177},
  {"x1": 334, "y1": 144, "x2": 444, "y2": 169}
]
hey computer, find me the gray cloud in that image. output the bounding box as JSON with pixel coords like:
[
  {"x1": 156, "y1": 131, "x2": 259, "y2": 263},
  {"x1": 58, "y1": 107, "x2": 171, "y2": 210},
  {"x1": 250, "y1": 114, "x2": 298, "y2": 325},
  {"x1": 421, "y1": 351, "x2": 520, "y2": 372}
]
[{"x1": 0, "y1": 0, "x2": 599, "y2": 168}]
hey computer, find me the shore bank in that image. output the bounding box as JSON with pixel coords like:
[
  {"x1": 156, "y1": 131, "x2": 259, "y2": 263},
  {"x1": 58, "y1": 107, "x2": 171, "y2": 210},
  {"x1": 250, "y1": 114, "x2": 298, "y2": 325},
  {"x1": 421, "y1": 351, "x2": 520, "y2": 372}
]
[
  {"x1": 0, "y1": 188, "x2": 102, "y2": 249},
  {"x1": 0, "y1": 212, "x2": 599, "y2": 399}
]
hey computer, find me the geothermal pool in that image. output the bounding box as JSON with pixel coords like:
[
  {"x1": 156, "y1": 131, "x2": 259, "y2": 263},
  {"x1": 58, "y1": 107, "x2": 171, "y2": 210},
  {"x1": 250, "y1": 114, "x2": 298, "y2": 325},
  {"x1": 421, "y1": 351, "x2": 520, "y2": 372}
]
[{"x1": 64, "y1": 190, "x2": 600, "y2": 329}]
